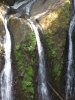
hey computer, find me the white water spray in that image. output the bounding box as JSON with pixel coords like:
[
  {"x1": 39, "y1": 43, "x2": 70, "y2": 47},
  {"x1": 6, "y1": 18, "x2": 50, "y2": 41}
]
[{"x1": 0, "y1": 16, "x2": 13, "y2": 100}]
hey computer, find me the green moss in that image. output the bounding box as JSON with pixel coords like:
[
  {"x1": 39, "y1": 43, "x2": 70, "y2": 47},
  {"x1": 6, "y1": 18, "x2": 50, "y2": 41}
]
[
  {"x1": 43, "y1": 1, "x2": 70, "y2": 95},
  {"x1": 45, "y1": 35, "x2": 57, "y2": 59},
  {"x1": 21, "y1": 66, "x2": 34, "y2": 99},
  {"x1": 15, "y1": 33, "x2": 36, "y2": 100},
  {"x1": 52, "y1": 58, "x2": 64, "y2": 82}
]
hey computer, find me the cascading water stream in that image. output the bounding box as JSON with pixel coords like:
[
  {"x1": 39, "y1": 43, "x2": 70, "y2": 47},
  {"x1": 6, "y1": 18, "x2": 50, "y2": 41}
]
[
  {"x1": 0, "y1": 0, "x2": 36, "y2": 100},
  {"x1": 28, "y1": 19, "x2": 50, "y2": 100},
  {"x1": 0, "y1": 16, "x2": 13, "y2": 100},
  {"x1": 11, "y1": 0, "x2": 37, "y2": 16},
  {"x1": 66, "y1": 15, "x2": 75, "y2": 100},
  {"x1": 11, "y1": 0, "x2": 50, "y2": 99},
  {"x1": 0, "y1": 0, "x2": 50, "y2": 100}
]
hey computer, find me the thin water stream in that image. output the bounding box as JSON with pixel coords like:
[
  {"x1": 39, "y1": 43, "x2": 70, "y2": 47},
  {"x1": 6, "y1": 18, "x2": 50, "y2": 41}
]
[{"x1": 0, "y1": 16, "x2": 13, "y2": 100}]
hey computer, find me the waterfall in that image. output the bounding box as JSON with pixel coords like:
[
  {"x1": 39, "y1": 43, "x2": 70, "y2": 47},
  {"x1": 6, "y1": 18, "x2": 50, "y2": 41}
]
[
  {"x1": 0, "y1": 0, "x2": 50, "y2": 100},
  {"x1": 0, "y1": 16, "x2": 13, "y2": 100},
  {"x1": 11, "y1": 0, "x2": 37, "y2": 16},
  {"x1": 66, "y1": 15, "x2": 75, "y2": 100},
  {"x1": 11, "y1": 0, "x2": 50, "y2": 99},
  {"x1": 28, "y1": 19, "x2": 50, "y2": 100},
  {"x1": 10, "y1": 0, "x2": 50, "y2": 98}
]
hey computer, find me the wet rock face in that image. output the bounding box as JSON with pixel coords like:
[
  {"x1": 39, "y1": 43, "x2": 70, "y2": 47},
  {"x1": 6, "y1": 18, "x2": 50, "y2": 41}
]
[
  {"x1": 0, "y1": 5, "x2": 8, "y2": 52},
  {"x1": 0, "y1": 4, "x2": 32, "y2": 46},
  {"x1": 8, "y1": 16, "x2": 32, "y2": 46},
  {"x1": 0, "y1": 18, "x2": 5, "y2": 49},
  {"x1": 0, "y1": 18, "x2": 5, "y2": 73},
  {"x1": 0, "y1": 19, "x2": 5, "y2": 37}
]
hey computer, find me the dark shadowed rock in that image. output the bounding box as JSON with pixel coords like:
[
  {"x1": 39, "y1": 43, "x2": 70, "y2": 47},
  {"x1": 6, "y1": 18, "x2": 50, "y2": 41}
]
[
  {"x1": 7, "y1": 7, "x2": 17, "y2": 15},
  {"x1": 2, "y1": 0, "x2": 18, "y2": 6}
]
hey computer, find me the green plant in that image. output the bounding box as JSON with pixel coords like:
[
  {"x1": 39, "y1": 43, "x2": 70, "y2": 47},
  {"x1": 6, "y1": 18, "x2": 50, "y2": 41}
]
[{"x1": 15, "y1": 33, "x2": 36, "y2": 100}]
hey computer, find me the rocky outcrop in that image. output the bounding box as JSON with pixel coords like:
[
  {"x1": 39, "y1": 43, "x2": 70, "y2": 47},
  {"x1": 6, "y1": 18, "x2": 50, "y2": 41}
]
[
  {"x1": 0, "y1": 18, "x2": 4, "y2": 58},
  {"x1": 8, "y1": 16, "x2": 32, "y2": 45},
  {"x1": 0, "y1": 18, "x2": 5, "y2": 43},
  {"x1": 0, "y1": 17, "x2": 4, "y2": 73},
  {"x1": 0, "y1": 0, "x2": 70, "y2": 99},
  {"x1": 0, "y1": 4, "x2": 32, "y2": 45}
]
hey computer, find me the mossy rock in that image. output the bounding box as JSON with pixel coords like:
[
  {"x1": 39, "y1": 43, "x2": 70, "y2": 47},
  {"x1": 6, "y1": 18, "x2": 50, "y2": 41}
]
[
  {"x1": 14, "y1": 31, "x2": 37, "y2": 100},
  {"x1": 39, "y1": 1, "x2": 70, "y2": 98}
]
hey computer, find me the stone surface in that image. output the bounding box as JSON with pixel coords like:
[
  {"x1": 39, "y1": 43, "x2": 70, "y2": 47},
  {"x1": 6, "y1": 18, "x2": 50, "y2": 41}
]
[
  {"x1": 31, "y1": 0, "x2": 65, "y2": 19},
  {"x1": 0, "y1": 16, "x2": 4, "y2": 73},
  {"x1": 0, "y1": 1, "x2": 70, "y2": 99},
  {"x1": 8, "y1": 16, "x2": 32, "y2": 45}
]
